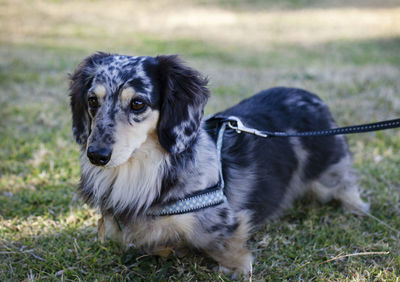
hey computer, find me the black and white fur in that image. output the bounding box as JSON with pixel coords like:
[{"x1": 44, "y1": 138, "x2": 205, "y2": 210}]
[{"x1": 69, "y1": 53, "x2": 369, "y2": 275}]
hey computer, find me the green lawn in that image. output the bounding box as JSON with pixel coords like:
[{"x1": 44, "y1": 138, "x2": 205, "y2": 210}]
[{"x1": 1, "y1": 0, "x2": 400, "y2": 280}]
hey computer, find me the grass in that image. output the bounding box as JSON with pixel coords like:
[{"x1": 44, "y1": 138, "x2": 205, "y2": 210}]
[{"x1": 1, "y1": 0, "x2": 400, "y2": 280}]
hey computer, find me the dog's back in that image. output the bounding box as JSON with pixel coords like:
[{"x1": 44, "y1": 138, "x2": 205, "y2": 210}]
[{"x1": 209, "y1": 87, "x2": 369, "y2": 224}]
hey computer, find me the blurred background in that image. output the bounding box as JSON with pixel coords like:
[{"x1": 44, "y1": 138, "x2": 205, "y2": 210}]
[{"x1": 1, "y1": 0, "x2": 400, "y2": 280}]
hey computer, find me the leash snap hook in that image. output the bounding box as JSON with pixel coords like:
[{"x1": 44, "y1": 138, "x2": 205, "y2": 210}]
[{"x1": 227, "y1": 116, "x2": 268, "y2": 138}]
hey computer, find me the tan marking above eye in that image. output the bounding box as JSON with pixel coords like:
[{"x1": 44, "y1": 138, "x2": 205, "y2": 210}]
[
  {"x1": 120, "y1": 87, "x2": 136, "y2": 103},
  {"x1": 92, "y1": 84, "x2": 107, "y2": 100}
]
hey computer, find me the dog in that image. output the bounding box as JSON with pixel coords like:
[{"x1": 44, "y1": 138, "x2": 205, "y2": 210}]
[{"x1": 69, "y1": 53, "x2": 369, "y2": 275}]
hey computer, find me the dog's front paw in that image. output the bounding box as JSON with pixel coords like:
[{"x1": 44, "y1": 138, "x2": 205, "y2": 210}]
[
  {"x1": 210, "y1": 250, "x2": 253, "y2": 279},
  {"x1": 214, "y1": 253, "x2": 253, "y2": 279}
]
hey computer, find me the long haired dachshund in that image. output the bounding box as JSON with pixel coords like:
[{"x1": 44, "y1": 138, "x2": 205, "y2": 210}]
[{"x1": 69, "y1": 53, "x2": 369, "y2": 275}]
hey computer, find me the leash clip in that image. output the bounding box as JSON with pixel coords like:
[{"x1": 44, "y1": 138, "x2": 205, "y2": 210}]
[{"x1": 227, "y1": 116, "x2": 268, "y2": 138}]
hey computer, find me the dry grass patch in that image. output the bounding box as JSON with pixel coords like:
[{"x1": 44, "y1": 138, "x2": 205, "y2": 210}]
[{"x1": 2, "y1": 0, "x2": 399, "y2": 49}]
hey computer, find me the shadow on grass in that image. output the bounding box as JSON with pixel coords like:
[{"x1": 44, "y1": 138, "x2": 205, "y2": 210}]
[
  {"x1": 0, "y1": 224, "x2": 222, "y2": 281},
  {"x1": 1, "y1": 198, "x2": 399, "y2": 280},
  {"x1": 0, "y1": 185, "x2": 76, "y2": 220}
]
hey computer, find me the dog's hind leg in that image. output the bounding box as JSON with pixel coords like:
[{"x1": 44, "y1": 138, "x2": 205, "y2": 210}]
[{"x1": 310, "y1": 154, "x2": 370, "y2": 215}]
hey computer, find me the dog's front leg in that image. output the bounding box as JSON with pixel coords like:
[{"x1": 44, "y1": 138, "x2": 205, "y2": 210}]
[
  {"x1": 98, "y1": 214, "x2": 124, "y2": 244},
  {"x1": 205, "y1": 238, "x2": 253, "y2": 278},
  {"x1": 198, "y1": 211, "x2": 253, "y2": 277}
]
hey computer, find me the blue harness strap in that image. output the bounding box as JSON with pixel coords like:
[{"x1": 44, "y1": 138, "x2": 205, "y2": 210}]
[
  {"x1": 146, "y1": 121, "x2": 228, "y2": 216},
  {"x1": 146, "y1": 186, "x2": 226, "y2": 216}
]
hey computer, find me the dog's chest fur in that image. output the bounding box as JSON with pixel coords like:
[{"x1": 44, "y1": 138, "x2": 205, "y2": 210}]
[
  {"x1": 99, "y1": 212, "x2": 197, "y2": 252},
  {"x1": 81, "y1": 129, "x2": 221, "y2": 249},
  {"x1": 80, "y1": 132, "x2": 169, "y2": 217}
]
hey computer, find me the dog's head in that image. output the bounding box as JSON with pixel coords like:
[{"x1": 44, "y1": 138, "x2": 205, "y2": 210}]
[{"x1": 69, "y1": 53, "x2": 209, "y2": 167}]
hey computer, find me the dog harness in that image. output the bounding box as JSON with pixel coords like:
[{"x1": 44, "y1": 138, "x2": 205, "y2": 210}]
[{"x1": 146, "y1": 119, "x2": 228, "y2": 216}]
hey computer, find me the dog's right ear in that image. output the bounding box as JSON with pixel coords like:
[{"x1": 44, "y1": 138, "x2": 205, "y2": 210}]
[{"x1": 69, "y1": 53, "x2": 108, "y2": 145}]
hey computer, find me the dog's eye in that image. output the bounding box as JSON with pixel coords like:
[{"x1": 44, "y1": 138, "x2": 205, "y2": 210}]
[
  {"x1": 88, "y1": 96, "x2": 99, "y2": 108},
  {"x1": 131, "y1": 99, "x2": 147, "y2": 112}
]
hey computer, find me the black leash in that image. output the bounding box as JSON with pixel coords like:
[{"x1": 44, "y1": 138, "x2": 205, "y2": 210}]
[{"x1": 225, "y1": 116, "x2": 400, "y2": 138}]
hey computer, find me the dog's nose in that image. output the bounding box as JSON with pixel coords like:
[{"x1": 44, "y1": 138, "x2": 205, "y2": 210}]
[{"x1": 87, "y1": 146, "x2": 112, "y2": 166}]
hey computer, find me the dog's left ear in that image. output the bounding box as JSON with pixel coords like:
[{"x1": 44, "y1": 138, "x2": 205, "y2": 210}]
[{"x1": 156, "y1": 55, "x2": 210, "y2": 154}]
